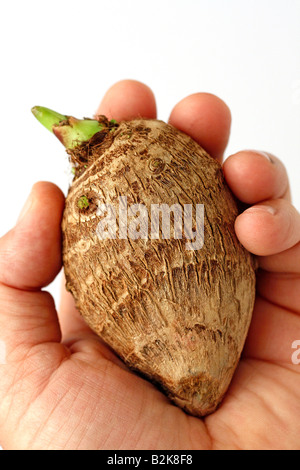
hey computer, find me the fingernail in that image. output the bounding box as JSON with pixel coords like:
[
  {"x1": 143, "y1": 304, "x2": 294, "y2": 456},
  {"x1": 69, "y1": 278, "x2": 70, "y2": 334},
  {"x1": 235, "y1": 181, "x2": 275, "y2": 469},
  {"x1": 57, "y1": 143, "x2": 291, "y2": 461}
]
[
  {"x1": 247, "y1": 204, "x2": 276, "y2": 215},
  {"x1": 258, "y1": 151, "x2": 274, "y2": 163},
  {"x1": 17, "y1": 189, "x2": 34, "y2": 223},
  {"x1": 245, "y1": 150, "x2": 274, "y2": 163}
]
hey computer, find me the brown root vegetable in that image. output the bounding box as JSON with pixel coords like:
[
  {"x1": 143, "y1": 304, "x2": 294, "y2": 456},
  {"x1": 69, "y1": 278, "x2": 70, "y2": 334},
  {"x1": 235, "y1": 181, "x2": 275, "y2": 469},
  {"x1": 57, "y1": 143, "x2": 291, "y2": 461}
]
[{"x1": 32, "y1": 107, "x2": 256, "y2": 417}]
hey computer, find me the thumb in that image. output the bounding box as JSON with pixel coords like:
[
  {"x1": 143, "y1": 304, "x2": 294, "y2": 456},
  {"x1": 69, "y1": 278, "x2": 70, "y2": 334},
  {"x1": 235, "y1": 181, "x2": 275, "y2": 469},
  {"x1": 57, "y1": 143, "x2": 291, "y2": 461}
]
[
  {"x1": 0, "y1": 182, "x2": 65, "y2": 290},
  {"x1": 0, "y1": 182, "x2": 65, "y2": 358}
]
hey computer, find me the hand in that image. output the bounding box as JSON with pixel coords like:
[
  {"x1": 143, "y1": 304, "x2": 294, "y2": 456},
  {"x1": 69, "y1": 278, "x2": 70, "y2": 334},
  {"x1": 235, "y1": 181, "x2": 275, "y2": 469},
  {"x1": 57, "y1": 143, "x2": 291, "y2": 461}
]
[{"x1": 0, "y1": 80, "x2": 300, "y2": 450}]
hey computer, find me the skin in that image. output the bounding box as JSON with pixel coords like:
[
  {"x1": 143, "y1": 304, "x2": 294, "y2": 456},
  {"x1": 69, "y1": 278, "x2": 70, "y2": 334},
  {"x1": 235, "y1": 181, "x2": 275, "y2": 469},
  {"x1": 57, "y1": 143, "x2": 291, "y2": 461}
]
[{"x1": 0, "y1": 80, "x2": 300, "y2": 450}]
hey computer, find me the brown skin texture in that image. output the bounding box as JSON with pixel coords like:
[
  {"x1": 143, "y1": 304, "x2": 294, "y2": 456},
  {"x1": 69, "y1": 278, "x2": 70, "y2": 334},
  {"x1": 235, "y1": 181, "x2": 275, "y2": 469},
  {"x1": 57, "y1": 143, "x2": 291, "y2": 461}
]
[
  {"x1": 62, "y1": 117, "x2": 256, "y2": 417},
  {"x1": 0, "y1": 81, "x2": 300, "y2": 449}
]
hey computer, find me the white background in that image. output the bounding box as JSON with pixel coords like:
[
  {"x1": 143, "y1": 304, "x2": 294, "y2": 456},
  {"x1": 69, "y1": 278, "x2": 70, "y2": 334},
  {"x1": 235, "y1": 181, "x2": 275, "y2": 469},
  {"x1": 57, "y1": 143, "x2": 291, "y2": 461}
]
[
  {"x1": 0, "y1": 0, "x2": 299, "y2": 306},
  {"x1": 0, "y1": 0, "x2": 299, "y2": 451}
]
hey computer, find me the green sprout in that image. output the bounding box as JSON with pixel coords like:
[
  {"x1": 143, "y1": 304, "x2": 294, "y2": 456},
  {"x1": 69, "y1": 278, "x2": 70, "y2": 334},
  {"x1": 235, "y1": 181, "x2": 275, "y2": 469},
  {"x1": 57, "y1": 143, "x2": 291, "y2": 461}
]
[
  {"x1": 77, "y1": 196, "x2": 90, "y2": 210},
  {"x1": 31, "y1": 106, "x2": 103, "y2": 149}
]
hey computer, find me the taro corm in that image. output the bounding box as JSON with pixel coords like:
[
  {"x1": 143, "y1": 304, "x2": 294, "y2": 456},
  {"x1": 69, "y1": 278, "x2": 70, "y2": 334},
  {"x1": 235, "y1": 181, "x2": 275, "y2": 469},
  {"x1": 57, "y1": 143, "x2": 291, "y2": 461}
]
[{"x1": 32, "y1": 106, "x2": 256, "y2": 417}]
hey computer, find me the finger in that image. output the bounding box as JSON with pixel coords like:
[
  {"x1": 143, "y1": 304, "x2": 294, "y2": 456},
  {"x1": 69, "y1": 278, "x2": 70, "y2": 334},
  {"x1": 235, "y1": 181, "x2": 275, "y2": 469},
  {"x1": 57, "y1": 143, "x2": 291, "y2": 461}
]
[
  {"x1": 255, "y1": 270, "x2": 300, "y2": 315},
  {"x1": 223, "y1": 150, "x2": 291, "y2": 204},
  {"x1": 95, "y1": 79, "x2": 157, "y2": 121},
  {"x1": 235, "y1": 199, "x2": 300, "y2": 256},
  {"x1": 0, "y1": 183, "x2": 65, "y2": 357},
  {"x1": 168, "y1": 92, "x2": 232, "y2": 162},
  {"x1": 0, "y1": 182, "x2": 65, "y2": 290},
  {"x1": 242, "y1": 295, "x2": 300, "y2": 364},
  {"x1": 239, "y1": 200, "x2": 300, "y2": 363},
  {"x1": 0, "y1": 283, "x2": 61, "y2": 358},
  {"x1": 236, "y1": 199, "x2": 300, "y2": 355},
  {"x1": 257, "y1": 242, "x2": 300, "y2": 273}
]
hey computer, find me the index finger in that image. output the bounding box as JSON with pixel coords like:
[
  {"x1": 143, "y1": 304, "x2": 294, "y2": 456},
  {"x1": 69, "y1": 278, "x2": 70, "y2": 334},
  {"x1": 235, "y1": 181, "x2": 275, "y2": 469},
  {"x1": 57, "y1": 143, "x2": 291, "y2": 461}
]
[{"x1": 94, "y1": 79, "x2": 157, "y2": 120}]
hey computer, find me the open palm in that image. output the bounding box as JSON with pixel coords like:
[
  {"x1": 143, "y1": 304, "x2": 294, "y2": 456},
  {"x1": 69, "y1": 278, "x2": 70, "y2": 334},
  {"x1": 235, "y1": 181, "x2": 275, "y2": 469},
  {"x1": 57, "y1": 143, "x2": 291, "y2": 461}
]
[{"x1": 1, "y1": 80, "x2": 300, "y2": 450}]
